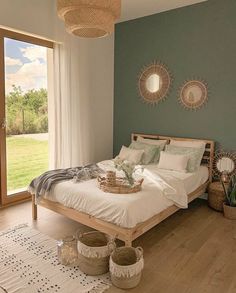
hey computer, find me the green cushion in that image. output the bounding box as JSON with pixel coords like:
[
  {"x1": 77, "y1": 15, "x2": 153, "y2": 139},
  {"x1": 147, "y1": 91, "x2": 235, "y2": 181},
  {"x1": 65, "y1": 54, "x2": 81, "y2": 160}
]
[
  {"x1": 129, "y1": 141, "x2": 160, "y2": 165},
  {"x1": 165, "y1": 145, "x2": 205, "y2": 172}
]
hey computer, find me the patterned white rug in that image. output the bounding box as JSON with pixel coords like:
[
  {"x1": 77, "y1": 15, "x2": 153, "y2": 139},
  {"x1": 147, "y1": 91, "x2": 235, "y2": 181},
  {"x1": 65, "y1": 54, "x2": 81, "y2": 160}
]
[{"x1": 0, "y1": 225, "x2": 111, "y2": 293}]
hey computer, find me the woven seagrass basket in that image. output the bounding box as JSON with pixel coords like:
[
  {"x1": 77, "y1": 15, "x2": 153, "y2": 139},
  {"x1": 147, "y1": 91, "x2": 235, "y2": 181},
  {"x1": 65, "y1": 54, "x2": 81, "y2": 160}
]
[
  {"x1": 76, "y1": 231, "x2": 115, "y2": 276},
  {"x1": 208, "y1": 182, "x2": 227, "y2": 212},
  {"x1": 110, "y1": 246, "x2": 144, "y2": 289}
]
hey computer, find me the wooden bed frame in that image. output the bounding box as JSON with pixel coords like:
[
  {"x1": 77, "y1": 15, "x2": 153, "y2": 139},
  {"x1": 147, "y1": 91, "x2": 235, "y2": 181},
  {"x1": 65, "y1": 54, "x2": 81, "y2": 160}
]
[{"x1": 32, "y1": 133, "x2": 214, "y2": 246}]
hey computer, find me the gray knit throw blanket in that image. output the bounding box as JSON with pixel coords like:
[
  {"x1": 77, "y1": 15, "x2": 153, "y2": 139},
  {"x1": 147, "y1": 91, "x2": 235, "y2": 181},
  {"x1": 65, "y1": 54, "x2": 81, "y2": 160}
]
[{"x1": 28, "y1": 164, "x2": 104, "y2": 201}]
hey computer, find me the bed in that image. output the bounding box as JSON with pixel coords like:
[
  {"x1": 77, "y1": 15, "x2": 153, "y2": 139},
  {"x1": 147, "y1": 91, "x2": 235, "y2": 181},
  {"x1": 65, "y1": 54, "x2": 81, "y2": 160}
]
[{"x1": 32, "y1": 133, "x2": 214, "y2": 246}]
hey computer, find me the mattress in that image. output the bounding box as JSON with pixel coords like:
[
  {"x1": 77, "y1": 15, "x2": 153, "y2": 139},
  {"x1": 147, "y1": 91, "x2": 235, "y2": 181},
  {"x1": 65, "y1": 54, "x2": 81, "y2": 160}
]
[{"x1": 44, "y1": 161, "x2": 209, "y2": 228}]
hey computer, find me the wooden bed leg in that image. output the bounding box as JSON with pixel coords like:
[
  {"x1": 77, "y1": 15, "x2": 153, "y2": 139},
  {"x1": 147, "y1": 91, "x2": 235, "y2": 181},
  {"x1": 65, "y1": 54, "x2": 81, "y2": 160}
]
[
  {"x1": 125, "y1": 239, "x2": 132, "y2": 247},
  {"x1": 32, "y1": 194, "x2": 37, "y2": 221}
]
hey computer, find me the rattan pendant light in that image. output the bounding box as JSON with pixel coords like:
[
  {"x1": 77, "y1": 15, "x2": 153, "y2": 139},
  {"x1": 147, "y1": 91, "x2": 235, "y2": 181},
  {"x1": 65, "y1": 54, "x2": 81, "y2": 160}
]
[{"x1": 57, "y1": 0, "x2": 121, "y2": 38}]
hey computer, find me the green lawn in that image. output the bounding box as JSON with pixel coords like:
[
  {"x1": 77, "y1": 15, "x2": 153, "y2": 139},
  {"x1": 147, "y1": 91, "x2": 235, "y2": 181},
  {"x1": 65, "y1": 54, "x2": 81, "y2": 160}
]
[{"x1": 6, "y1": 136, "x2": 48, "y2": 192}]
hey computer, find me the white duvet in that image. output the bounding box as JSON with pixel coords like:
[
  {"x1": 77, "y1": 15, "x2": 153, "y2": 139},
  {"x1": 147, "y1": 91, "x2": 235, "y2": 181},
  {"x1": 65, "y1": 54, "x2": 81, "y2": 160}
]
[{"x1": 43, "y1": 160, "x2": 208, "y2": 228}]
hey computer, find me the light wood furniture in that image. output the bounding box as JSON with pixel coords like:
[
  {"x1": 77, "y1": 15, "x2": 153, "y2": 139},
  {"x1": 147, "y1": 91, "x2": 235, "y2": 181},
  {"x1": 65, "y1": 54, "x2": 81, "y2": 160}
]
[
  {"x1": 208, "y1": 181, "x2": 227, "y2": 212},
  {"x1": 32, "y1": 133, "x2": 214, "y2": 246}
]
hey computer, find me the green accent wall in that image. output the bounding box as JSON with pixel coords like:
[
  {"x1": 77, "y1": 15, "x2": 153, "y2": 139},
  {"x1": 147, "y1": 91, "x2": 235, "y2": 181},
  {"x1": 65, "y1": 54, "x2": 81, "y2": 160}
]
[{"x1": 114, "y1": 0, "x2": 236, "y2": 155}]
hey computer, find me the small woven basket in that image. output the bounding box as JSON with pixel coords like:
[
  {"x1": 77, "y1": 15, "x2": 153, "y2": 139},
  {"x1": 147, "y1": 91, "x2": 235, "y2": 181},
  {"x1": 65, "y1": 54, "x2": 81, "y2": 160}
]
[
  {"x1": 110, "y1": 246, "x2": 144, "y2": 289},
  {"x1": 76, "y1": 231, "x2": 115, "y2": 276},
  {"x1": 208, "y1": 182, "x2": 227, "y2": 212}
]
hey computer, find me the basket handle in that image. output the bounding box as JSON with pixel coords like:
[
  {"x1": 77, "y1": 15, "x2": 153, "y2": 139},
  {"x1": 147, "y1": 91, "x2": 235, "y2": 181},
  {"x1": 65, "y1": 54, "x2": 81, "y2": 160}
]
[
  {"x1": 108, "y1": 239, "x2": 116, "y2": 253},
  {"x1": 136, "y1": 246, "x2": 143, "y2": 260},
  {"x1": 97, "y1": 176, "x2": 104, "y2": 182},
  {"x1": 76, "y1": 230, "x2": 98, "y2": 240},
  {"x1": 75, "y1": 229, "x2": 86, "y2": 240}
]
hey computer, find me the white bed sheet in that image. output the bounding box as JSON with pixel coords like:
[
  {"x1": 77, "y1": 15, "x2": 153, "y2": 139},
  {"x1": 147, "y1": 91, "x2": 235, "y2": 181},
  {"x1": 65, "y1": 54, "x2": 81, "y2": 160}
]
[
  {"x1": 44, "y1": 162, "x2": 209, "y2": 228},
  {"x1": 153, "y1": 165, "x2": 209, "y2": 195}
]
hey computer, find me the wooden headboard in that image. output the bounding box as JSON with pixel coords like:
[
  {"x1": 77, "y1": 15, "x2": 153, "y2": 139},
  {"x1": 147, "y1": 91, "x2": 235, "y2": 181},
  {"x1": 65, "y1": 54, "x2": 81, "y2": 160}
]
[{"x1": 132, "y1": 133, "x2": 215, "y2": 182}]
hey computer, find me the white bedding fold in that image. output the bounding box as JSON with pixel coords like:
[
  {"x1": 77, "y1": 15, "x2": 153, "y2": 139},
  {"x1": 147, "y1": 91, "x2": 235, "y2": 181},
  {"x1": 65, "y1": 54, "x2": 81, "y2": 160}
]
[
  {"x1": 98, "y1": 160, "x2": 187, "y2": 208},
  {"x1": 140, "y1": 167, "x2": 187, "y2": 208}
]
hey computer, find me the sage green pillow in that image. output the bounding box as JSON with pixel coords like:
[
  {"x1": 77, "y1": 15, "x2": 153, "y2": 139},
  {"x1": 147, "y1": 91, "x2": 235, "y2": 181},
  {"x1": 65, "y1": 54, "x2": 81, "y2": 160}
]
[
  {"x1": 129, "y1": 141, "x2": 160, "y2": 165},
  {"x1": 165, "y1": 145, "x2": 205, "y2": 172}
]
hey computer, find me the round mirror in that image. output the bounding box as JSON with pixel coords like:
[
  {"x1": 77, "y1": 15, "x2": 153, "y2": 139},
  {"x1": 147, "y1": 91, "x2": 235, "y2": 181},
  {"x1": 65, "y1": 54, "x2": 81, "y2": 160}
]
[
  {"x1": 213, "y1": 150, "x2": 236, "y2": 180},
  {"x1": 216, "y1": 157, "x2": 235, "y2": 173},
  {"x1": 146, "y1": 74, "x2": 160, "y2": 93},
  {"x1": 138, "y1": 61, "x2": 172, "y2": 105}
]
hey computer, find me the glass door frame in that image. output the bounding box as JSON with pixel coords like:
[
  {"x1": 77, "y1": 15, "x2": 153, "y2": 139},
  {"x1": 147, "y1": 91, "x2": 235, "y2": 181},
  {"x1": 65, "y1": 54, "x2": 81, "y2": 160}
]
[{"x1": 0, "y1": 28, "x2": 53, "y2": 206}]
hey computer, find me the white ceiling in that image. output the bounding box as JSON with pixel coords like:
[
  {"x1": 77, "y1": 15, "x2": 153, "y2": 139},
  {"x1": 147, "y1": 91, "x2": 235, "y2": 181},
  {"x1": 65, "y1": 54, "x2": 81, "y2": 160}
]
[{"x1": 119, "y1": 0, "x2": 207, "y2": 22}]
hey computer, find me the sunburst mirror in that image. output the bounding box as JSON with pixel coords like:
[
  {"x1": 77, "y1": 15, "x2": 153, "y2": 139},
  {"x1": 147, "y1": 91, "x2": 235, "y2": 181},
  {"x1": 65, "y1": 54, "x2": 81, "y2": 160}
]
[
  {"x1": 178, "y1": 79, "x2": 208, "y2": 111},
  {"x1": 213, "y1": 150, "x2": 236, "y2": 180},
  {"x1": 138, "y1": 61, "x2": 172, "y2": 105}
]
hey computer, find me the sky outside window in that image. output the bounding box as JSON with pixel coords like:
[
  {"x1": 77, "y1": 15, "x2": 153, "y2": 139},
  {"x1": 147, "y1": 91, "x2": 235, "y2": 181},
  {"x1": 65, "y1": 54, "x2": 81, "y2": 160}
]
[{"x1": 4, "y1": 38, "x2": 47, "y2": 94}]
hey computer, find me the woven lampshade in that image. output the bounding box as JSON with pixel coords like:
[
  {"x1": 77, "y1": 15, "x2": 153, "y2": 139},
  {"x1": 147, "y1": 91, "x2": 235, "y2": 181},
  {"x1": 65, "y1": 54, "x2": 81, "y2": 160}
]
[{"x1": 57, "y1": 0, "x2": 121, "y2": 38}]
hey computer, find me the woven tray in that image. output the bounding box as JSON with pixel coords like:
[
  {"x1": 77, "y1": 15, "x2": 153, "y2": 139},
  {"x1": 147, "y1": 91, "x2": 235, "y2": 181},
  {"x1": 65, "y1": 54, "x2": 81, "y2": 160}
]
[{"x1": 97, "y1": 177, "x2": 144, "y2": 194}]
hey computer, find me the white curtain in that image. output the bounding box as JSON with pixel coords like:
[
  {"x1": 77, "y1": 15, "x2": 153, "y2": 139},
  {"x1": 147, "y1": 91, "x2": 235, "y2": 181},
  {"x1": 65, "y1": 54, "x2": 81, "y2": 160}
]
[{"x1": 48, "y1": 35, "x2": 95, "y2": 169}]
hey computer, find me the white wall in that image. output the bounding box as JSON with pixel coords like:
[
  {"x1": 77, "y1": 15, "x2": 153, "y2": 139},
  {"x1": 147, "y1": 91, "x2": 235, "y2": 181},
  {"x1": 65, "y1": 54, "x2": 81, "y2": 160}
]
[
  {"x1": 0, "y1": 0, "x2": 55, "y2": 40},
  {"x1": 0, "y1": 0, "x2": 114, "y2": 163},
  {"x1": 87, "y1": 36, "x2": 114, "y2": 162}
]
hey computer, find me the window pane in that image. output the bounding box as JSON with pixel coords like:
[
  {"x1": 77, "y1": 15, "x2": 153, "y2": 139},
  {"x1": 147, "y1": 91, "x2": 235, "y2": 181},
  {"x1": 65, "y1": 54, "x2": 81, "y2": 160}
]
[{"x1": 4, "y1": 38, "x2": 49, "y2": 195}]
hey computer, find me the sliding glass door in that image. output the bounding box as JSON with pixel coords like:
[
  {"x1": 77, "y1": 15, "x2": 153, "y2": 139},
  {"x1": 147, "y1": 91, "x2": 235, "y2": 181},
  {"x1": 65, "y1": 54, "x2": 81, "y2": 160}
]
[{"x1": 0, "y1": 29, "x2": 53, "y2": 205}]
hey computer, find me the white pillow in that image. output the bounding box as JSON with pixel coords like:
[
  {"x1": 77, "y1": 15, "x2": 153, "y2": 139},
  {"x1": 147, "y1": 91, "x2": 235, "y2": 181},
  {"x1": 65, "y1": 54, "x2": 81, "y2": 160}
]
[
  {"x1": 170, "y1": 139, "x2": 206, "y2": 149},
  {"x1": 137, "y1": 136, "x2": 167, "y2": 151},
  {"x1": 158, "y1": 151, "x2": 189, "y2": 172},
  {"x1": 118, "y1": 145, "x2": 144, "y2": 164}
]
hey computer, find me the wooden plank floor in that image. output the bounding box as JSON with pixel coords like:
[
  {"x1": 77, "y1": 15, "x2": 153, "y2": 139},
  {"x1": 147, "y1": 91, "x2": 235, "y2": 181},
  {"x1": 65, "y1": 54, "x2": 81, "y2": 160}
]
[{"x1": 0, "y1": 199, "x2": 236, "y2": 293}]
